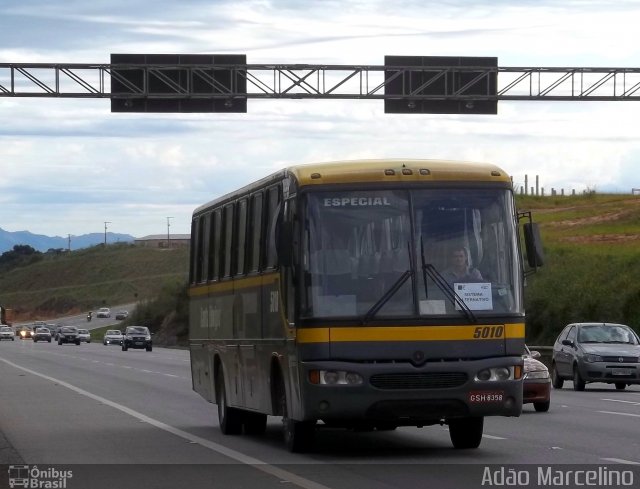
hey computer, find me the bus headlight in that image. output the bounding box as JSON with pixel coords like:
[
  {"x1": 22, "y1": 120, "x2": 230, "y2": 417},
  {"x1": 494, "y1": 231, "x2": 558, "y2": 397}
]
[
  {"x1": 309, "y1": 370, "x2": 364, "y2": 385},
  {"x1": 475, "y1": 366, "x2": 520, "y2": 382}
]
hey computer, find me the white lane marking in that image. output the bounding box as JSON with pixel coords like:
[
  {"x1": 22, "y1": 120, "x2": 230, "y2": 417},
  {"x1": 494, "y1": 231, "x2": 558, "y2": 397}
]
[
  {"x1": 0, "y1": 357, "x2": 332, "y2": 489},
  {"x1": 601, "y1": 398, "x2": 640, "y2": 406},
  {"x1": 598, "y1": 410, "x2": 640, "y2": 418},
  {"x1": 482, "y1": 434, "x2": 506, "y2": 440},
  {"x1": 601, "y1": 458, "x2": 640, "y2": 465}
]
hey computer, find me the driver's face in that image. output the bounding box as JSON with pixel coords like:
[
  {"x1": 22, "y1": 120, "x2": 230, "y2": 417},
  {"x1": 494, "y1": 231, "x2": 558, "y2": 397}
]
[{"x1": 452, "y1": 251, "x2": 466, "y2": 263}]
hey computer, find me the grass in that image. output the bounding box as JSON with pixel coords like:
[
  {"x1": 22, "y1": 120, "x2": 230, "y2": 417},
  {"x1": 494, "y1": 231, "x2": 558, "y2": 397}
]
[
  {"x1": 518, "y1": 193, "x2": 640, "y2": 344},
  {"x1": 0, "y1": 243, "x2": 189, "y2": 321}
]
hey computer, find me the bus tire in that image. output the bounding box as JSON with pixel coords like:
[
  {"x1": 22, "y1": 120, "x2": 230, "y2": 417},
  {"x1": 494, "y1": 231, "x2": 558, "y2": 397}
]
[
  {"x1": 279, "y1": 378, "x2": 315, "y2": 452},
  {"x1": 217, "y1": 370, "x2": 242, "y2": 435},
  {"x1": 449, "y1": 417, "x2": 483, "y2": 449},
  {"x1": 243, "y1": 412, "x2": 267, "y2": 435}
]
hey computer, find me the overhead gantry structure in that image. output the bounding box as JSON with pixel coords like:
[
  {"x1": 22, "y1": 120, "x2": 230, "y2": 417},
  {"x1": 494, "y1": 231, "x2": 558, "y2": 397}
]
[{"x1": 1, "y1": 54, "x2": 639, "y2": 114}]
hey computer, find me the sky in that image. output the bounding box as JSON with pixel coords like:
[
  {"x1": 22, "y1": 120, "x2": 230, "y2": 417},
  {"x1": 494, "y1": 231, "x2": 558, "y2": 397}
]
[{"x1": 1, "y1": 0, "x2": 640, "y2": 239}]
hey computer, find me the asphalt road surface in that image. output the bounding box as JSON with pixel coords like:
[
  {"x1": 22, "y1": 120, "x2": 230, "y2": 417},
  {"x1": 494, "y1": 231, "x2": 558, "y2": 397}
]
[{"x1": 0, "y1": 339, "x2": 639, "y2": 489}]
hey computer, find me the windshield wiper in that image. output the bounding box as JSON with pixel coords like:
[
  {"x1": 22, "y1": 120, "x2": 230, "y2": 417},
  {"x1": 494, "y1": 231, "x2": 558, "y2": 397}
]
[
  {"x1": 420, "y1": 238, "x2": 477, "y2": 323},
  {"x1": 361, "y1": 269, "x2": 412, "y2": 325}
]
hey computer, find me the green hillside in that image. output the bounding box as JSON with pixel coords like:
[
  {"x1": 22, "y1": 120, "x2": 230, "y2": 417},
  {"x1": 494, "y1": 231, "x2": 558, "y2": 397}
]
[
  {"x1": 519, "y1": 193, "x2": 640, "y2": 344},
  {"x1": 0, "y1": 243, "x2": 189, "y2": 321}
]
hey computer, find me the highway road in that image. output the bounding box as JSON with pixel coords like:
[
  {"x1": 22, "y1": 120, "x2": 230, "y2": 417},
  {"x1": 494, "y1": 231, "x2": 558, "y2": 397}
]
[{"x1": 1, "y1": 339, "x2": 639, "y2": 489}]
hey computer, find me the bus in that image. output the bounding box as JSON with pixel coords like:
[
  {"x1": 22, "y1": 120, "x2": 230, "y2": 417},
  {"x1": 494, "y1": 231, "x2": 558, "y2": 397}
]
[{"x1": 188, "y1": 159, "x2": 543, "y2": 452}]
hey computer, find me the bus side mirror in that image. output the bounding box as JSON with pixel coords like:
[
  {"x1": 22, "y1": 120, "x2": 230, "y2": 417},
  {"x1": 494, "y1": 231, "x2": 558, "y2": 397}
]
[{"x1": 523, "y1": 222, "x2": 544, "y2": 268}]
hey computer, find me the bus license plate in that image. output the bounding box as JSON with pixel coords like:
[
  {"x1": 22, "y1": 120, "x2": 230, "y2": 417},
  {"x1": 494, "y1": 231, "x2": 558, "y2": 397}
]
[
  {"x1": 611, "y1": 368, "x2": 632, "y2": 376},
  {"x1": 469, "y1": 391, "x2": 504, "y2": 403}
]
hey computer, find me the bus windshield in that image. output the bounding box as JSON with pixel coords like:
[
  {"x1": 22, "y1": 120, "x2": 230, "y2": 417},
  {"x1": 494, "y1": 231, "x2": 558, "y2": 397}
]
[{"x1": 302, "y1": 188, "x2": 522, "y2": 319}]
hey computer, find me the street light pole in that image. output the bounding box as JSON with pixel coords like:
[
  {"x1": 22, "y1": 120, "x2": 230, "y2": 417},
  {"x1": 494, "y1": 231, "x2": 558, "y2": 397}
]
[
  {"x1": 104, "y1": 221, "x2": 111, "y2": 246},
  {"x1": 166, "y1": 217, "x2": 173, "y2": 248}
]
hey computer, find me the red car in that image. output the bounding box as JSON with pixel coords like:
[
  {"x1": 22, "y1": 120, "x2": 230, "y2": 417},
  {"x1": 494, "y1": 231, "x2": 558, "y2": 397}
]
[{"x1": 523, "y1": 346, "x2": 551, "y2": 412}]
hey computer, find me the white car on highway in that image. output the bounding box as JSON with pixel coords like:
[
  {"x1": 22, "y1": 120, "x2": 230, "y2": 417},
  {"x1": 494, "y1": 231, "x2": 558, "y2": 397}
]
[
  {"x1": 103, "y1": 330, "x2": 123, "y2": 345},
  {"x1": 96, "y1": 307, "x2": 111, "y2": 318}
]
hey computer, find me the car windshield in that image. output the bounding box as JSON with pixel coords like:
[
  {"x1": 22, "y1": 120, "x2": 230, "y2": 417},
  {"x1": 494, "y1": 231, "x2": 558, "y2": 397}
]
[
  {"x1": 127, "y1": 327, "x2": 148, "y2": 334},
  {"x1": 36, "y1": 328, "x2": 49, "y2": 333},
  {"x1": 1, "y1": 327, "x2": 12, "y2": 332},
  {"x1": 78, "y1": 330, "x2": 88, "y2": 334},
  {"x1": 106, "y1": 330, "x2": 121, "y2": 335},
  {"x1": 577, "y1": 325, "x2": 639, "y2": 344},
  {"x1": 61, "y1": 327, "x2": 77, "y2": 333}
]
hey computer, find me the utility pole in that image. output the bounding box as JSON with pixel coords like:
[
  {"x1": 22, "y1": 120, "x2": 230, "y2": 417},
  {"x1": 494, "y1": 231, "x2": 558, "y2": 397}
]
[
  {"x1": 104, "y1": 221, "x2": 111, "y2": 246},
  {"x1": 166, "y1": 217, "x2": 173, "y2": 248},
  {"x1": 67, "y1": 234, "x2": 71, "y2": 252}
]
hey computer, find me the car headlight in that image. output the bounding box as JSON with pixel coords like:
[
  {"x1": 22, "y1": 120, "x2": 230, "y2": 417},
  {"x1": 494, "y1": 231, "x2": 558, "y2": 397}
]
[
  {"x1": 145, "y1": 335, "x2": 151, "y2": 341},
  {"x1": 525, "y1": 370, "x2": 550, "y2": 380},
  {"x1": 584, "y1": 354, "x2": 603, "y2": 363}
]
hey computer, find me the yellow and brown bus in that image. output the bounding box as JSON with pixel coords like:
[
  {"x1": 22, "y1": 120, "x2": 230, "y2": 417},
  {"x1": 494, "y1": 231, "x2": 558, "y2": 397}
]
[{"x1": 188, "y1": 159, "x2": 543, "y2": 452}]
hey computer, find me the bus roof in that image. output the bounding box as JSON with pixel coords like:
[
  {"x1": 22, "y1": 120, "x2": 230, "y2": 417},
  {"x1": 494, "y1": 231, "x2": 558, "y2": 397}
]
[
  {"x1": 288, "y1": 159, "x2": 510, "y2": 186},
  {"x1": 193, "y1": 159, "x2": 511, "y2": 216}
]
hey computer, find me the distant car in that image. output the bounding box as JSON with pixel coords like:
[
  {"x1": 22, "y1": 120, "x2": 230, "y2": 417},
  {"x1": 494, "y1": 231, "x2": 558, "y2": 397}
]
[
  {"x1": 552, "y1": 322, "x2": 640, "y2": 391},
  {"x1": 115, "y1": 311, "x2": 129, "y2": 320},
  {"x1": 523, "y1": 345, "x2": 551, "y2": 412},
  {"x1": 122, "y1": 326, "x2": 152, "y2": 352},
  {"x1": 18, "y1": 326, "x2": 33, "y2": 340},
  {"x1": 96, "y1": 307, "x2": 111, "y2": 318},
  {"x1": 77, "y1": 329, "x2": 91, "y2": 343},
  {"x1": 57, "y1": 326, "x2": 80, "y2": 345},
  {"x1": 33, "y1": 327, "x2": 52, "y2": 343},
  {"x1": 0, "y1": 326, "x2": 14, "y2": 341},
  {"x1": 53, "y1": 325, "x2": 64, "y2": 341},
  {"x1": 103, "y1": 330, "x2": 123, "y2": 346}
]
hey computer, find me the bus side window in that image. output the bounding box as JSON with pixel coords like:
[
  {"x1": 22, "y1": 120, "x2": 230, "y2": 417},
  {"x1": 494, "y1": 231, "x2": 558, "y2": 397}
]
[
  {"x1": 249, "y1": 192, "x2": 263, "y2": 273},
  {"x1": 222, "y1": 203, "x2": 235, "y2": 278},
  {"x1": 236, "y1": 198, "x2": 248, "y2": 276},
  {"x1": 264, "y1": 186, "x2": 280, "y2": 270},
  {"x1": 208, "y1": 209, "x2": 222, "y2": 281}
]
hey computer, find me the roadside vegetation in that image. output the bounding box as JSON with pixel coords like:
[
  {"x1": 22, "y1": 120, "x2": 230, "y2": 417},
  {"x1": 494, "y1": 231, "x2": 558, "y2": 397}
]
[
  {"x1": 2, "y1": 193, "x2": 640, "y2": 347},
  {"x1": 519, "y1": 193, "x2": 640, "y2": 344}
]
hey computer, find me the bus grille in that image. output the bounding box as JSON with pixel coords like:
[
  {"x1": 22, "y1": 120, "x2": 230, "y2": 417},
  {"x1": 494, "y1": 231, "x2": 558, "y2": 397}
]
[{"x1": 369, "y1": 372, "x2": 468, "y2": 390}]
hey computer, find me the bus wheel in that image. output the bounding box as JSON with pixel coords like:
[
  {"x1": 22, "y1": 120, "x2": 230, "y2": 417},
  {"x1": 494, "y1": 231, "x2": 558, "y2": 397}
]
[
  {"x1": 449, "y1": 417, "x2": 483, "y2": 449},
  {"x1": 243, "y1": 412, "x2": 267, "y2": 435},
  {"x1": 279, "y1": 380, "x2": 315, "y2": 452},
  {"x1": 217, "y1": 370, "x2": 242, "y2": 435}
]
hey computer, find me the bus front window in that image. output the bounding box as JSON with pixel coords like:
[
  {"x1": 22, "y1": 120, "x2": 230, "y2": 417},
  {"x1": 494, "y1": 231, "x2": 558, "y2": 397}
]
[
  {"x1": 303, "y1": 191, "x2": 414, "y2": 318},
  {"x1": 301, "y1": 188, "x2": 523, "y2": 319},
  {"x1": 414, "y1": 189, "x2": 523, "y2": 317}
]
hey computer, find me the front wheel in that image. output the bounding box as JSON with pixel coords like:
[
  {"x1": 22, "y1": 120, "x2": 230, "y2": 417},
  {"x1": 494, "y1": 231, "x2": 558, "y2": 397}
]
[
  {"x1": 615, "y1": 382, "x2": 627, "y2": 390},
  {"x1": 534, "y1": 400, "x2": 550, "y2": 412},
  {"x1": 216, "y1": 370, "x2": 243, "y2": 435},
  {"x1": 279, "y1": 380, "x2": 315, "y2": 452},
  {"x1": 551, "y1": 363, "x2": 564, "y2": 389},
  {"x1": 573, "y1": 366, "x2": 586, "y2": 391},
  {"x1": 449, "y1": 417, "x2": 484, "y2": 449},
  {"x1": 122, "y1": 344, "x2": 128, "y2": 351}
]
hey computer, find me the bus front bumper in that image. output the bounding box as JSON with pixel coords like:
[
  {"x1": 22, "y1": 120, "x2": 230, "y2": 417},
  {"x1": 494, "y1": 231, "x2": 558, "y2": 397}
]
[{"x1": 297, "y1": 357, "x2": 523, "y2": 425}]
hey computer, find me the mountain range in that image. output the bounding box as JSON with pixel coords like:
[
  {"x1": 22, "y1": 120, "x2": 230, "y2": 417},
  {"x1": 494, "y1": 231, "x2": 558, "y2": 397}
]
[{"x1": 0, "y1": 227, "x2": 135, "y2": 253}]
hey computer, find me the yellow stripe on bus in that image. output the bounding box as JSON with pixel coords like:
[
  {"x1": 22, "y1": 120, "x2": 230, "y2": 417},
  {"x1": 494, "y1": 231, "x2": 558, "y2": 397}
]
[
  {"x1": 297, "y1": 323, "x2": 525, "y2": 343},
  {"x1": 188, "y1": 273, "x2": 280, "y2": 297}
]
